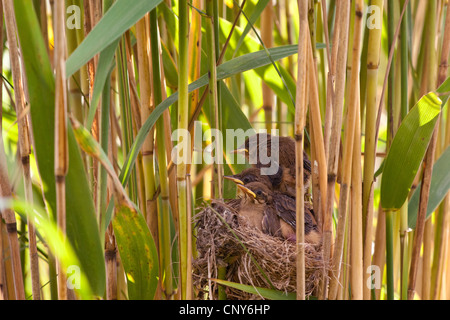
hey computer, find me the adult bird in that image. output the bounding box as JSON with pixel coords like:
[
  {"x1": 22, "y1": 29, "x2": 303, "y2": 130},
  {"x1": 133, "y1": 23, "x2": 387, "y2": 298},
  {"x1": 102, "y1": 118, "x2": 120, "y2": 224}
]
[
  {"x1": 232, "y1": 133, "x2": 311, "y2": 194},
  {"x1": 235, "y1": 182, "x2": 321, "y2": 245}
]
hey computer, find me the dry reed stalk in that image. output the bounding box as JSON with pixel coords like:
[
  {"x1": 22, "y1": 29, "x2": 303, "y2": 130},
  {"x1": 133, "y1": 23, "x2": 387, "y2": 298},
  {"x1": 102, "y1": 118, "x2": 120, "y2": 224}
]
[
  {"x1": 2, "y1": 0, "x2": 31, "y2": 300},
  {"x1": 439, "y1": 196, "x2": 450, "y2": 299},
  {"x1": 54, "y1": 0, "x2": 68, "y2": 300},
  {"x1": 408, "y1": 0, "x2": 438, "y2": 300},
  {"x1": 0, "y1": 141, "x2": 25, "y2": 300},
  {"x1": 306, "y1": 35, "x2": 328, "y2": 239},
  {"x1": 86, "y1": 1, "x2": 102, "y2": 203},
  {"x1": 323, "y1": 0, "x2": 350, "y2": 300},
  {"x1": 323, "y1": 0, "x2": 339, "y2": 160},
  {"x1": 431, "y1": 5, "x2": 450, "y2": 299},
  {"x1": 350, "y1": 85, "x2": 363, "y2": 300},
  {"x1": 329, "y1": 0, "x2": 363, "y2": 300},
  {"x1": 177, "y1": 0, "x2": 192, "y2": 300},
  {"x1": 321, "y1": 0, "x2": 342, "y2": 297},
  {"x1": 105, "y1": 223, "x2": 117, "y2": 300},
  {"x1": 295, "y1": 0, "x2": 309, "y2": 300},
  {"x1": 422, "y1": 218, "x2": 433, "y2": 299},
  {"x1": 261, "y1": 1, "x2": 274, "y2": 133}
]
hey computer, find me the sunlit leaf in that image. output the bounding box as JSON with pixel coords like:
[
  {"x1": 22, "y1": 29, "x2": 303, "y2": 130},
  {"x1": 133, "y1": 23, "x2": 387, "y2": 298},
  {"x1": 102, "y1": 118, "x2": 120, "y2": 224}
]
[{"x1": 380, "y1": 92, "x2": 442, "y2": 211}]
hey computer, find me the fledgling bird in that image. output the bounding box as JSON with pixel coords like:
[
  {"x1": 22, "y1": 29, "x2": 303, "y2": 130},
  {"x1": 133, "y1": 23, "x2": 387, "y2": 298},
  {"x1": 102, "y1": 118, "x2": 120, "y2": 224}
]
[
  {"x1": 236, "y1": 182, "x2": 321, "y2": 245},
  {"x1": 225, "y1": 165, "x2": 303, "y2": 199},
  {"x1": 232, "y1": 133, "x2": 311, "y2": 194},
  {"x1": 234, "y1": 182, "x2": 269, "y2": 232}
]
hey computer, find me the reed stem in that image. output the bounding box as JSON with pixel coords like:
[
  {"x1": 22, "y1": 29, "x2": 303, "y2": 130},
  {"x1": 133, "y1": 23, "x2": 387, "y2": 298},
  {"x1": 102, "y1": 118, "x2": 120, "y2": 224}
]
[
  {"x1": 149, "y1": 9, "x2": 174, "y2": 299},
  {"x1": 362, "y1": 0, "x2": 384, "y2": 301},
  {"x1": 295, "y1": 0, "x2": 308, "y2": 300},
  {"x1": 177, "y1": 0, "x2": 191, "y2": 300}
]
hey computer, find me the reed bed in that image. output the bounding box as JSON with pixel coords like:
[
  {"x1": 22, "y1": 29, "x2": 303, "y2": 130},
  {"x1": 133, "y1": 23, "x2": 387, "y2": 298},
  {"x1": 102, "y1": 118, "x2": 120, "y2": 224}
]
[{"x1": 0, "y1": 0, "x2": 449, "y2": 301}]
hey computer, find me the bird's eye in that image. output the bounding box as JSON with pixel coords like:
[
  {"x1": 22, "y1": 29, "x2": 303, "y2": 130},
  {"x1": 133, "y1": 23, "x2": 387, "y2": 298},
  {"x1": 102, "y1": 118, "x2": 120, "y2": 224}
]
[
  {"x1": 243, "y1": 177, "x2": 250, "y2": 183},
  {"x1": 256, "y1": 190, "x2": 263, "y2": 196}
]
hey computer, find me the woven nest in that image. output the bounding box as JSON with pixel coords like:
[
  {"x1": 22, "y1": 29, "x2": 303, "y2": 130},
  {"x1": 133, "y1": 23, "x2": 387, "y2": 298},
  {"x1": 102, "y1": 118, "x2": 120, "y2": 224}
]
[{"x1": 193, "y1": 199, "x2": 327, "y2": 300}]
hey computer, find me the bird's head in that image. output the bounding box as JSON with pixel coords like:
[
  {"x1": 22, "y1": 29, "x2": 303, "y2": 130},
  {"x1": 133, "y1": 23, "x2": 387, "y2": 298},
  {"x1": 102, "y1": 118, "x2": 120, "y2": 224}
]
[
  {"x1": 236, "y1": 182, "x2": 272, "y2": 204},
  {"x1": 230, "y1": 133, "x2": 272, "y2": 159},
  {"x1": 224, "y1": 167, "x2": 272, "y2": 186}
]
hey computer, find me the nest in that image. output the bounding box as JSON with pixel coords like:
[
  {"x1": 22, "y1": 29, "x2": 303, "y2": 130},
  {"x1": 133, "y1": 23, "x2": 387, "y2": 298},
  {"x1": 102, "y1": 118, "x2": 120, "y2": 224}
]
[{"x1": 193, "y1": 199, "x2": 327, "y2": 300}]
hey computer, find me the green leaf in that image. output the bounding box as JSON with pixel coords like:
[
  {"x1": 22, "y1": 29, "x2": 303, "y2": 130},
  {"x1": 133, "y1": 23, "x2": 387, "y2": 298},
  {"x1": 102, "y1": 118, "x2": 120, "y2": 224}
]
[
  {"x1": 66, "y1": 0, "x2": 163, "y2": 77},
  {"x1": 161, "y1": 41, "x2": 179, "y2": 89},
  {"x1": 14, "y1": 0, "x2": 105, "y2": 296},
  {"x1": 233, "y1": 0, "x2": 271, "y2": 56},
  {"x1": 436, "y1": 76, "x2": 450, "y2": 106},
  {"x1": 212, "y1": 279, "x2": 296, "y2": 300},
  {"x1": 408, "y1": 146, "x2": 450, "y2": 229},
  {"x1": 380, "y1": 92, "x2": 442, "y2": 211},
  {"x1": 112, "y1": 204, "x2": 159, "y2": 300},
  {"x1": 0, "y1": 199, "x2": 93, "y2": 299}
]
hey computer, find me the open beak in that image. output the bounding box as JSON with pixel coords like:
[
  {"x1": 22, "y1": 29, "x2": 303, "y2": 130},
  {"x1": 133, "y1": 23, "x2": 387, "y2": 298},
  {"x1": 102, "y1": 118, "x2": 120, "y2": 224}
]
[
  {"x1": 236, "y1": 184, "x2": 256, "y2": 200},
  {"x1": 224, "y1": 175, "x2": 244, "y2": 185}
]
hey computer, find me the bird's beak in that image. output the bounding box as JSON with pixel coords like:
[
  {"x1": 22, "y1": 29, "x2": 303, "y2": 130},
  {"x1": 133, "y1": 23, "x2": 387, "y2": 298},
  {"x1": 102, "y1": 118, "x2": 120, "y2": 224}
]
[
  {"x1": 224, "y1": 175, "x2": 244, "y2": 185},
  {"x1": 236, "y1": 184, "x2": 256, "y2": 200}
]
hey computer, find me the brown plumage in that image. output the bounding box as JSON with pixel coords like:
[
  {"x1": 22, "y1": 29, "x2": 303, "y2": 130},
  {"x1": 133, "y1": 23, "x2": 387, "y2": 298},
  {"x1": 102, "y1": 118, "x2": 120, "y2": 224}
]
[
  {"x1": 235, "y1": 182, "x2": 321, "y2": 245},
  {"x1": 225, "y1": 165, "x2": 302, "y2": 198},
  {"x1": 232, "y1": 133, "x2": 311, "y2": 194}
]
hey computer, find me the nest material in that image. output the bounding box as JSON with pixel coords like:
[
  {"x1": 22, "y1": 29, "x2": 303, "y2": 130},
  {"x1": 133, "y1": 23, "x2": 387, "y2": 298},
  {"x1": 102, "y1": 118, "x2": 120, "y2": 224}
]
[{"x1": 193, "y1": 199, "x2": 326, "y2": 300}]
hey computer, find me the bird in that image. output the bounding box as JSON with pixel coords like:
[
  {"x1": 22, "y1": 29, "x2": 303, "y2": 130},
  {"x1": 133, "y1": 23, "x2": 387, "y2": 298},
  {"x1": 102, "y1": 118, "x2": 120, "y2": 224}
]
[
  {"x1": 231, "y1": 133, "x2": 311, "y2": 195},
  {"x1": 234, "y1": 182, "x2": 321, "y2": 245},
  {"x1": 224, "y1": 165, "x2": 300, "y2": 199},
  {"x1": 224, "y1": 167, "x2": 275, "y2": 189},
  {"x1": 233, "y1": 182, "x2": 269, "y2": 232}
]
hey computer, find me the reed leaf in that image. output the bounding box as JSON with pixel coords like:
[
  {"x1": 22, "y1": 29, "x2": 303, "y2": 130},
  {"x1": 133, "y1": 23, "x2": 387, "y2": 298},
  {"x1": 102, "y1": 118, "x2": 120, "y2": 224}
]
[
  {"x1": 112, "y1": 204, "x2": 159, "y2": 300},
  {"x1": 380, "y1": 92, "x2": 442, "y2": 211},
  {"x1": 212, "y1": 279, "x2": 296, "y2": 300},
  {"x1": 408, "y1": 145, "x2": 450, "y2": 229}
]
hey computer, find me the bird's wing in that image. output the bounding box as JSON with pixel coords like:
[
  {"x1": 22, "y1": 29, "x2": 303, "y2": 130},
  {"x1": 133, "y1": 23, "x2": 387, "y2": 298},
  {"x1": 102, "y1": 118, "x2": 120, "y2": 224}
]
[
  {"x1": 304, "y1": 206, "x2": 319, "y2": 234},
  {"x1": 273, "y1": 195, "x2": 319, "y2": 233},
  {"x1": 262, "y1": 206, "x2": 283, "y2": 238},
  {"x1": 273, "y1": 195, "x2": 297, "y2": 229}
]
